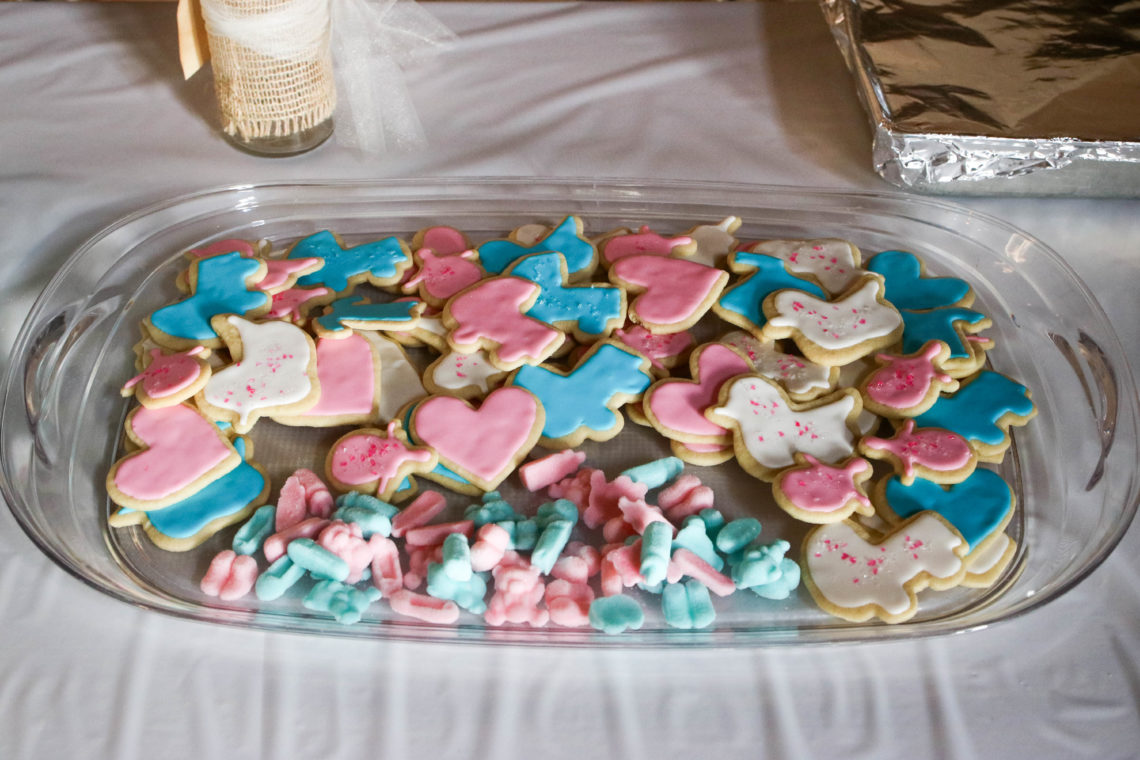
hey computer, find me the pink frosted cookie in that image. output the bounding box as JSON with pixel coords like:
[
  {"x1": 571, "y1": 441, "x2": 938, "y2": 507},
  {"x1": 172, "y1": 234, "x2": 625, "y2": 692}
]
[
  {"x1": 761, "y1": 274, "x2": 904, "y2": 366},
  {"x1": 597, "y1": 225, "x2": 697, "y2": 267},
  {"x1": 272, "y1": 332, "x2": 386, "y2": 428},
  {"x1": 642, "y1": 342, "x2": 752, "y2": 445},
  {"x1": 612, "y1": 324, "x2": 694, "y2": 376},
  {"x1": 802, "y1": 513, "x2": 968, "y2": 623},
  {"x1": 442, "y1": 276, "x2": 566, "y2": 370},
  {"x1": 106, "y1": 402, "x2": 241, "y2": 511},
  {"x1": 608, "y1": 254, "x2": 729, "y2": 334},
  {"x1": 858, "y1": 419, "x2": 978, "y2": 485},
  {"x1": 402, "y1": 229, "x2": 485, "y2": 308},
  {"x1": 858, "y1": 341, "x2": 960, "y2": 418},
  {"x1": 772, "y1": 454, "x2": 873, "y2": 523},
  {"x1": 326, "y1": 421, "x2": 438, "y2": 501},
  {"x1": 707, "y1": 374, "x2": 863, "y2": 482},
  {"x1": 194, "y1": 315, "x2": 320, "y2": 434},
  {"x1": 121, "y1": 346, "x2": 213, "y2": 408},
  {"x1": 410, "y1": 387, "x2": 546, "y2": 494}
]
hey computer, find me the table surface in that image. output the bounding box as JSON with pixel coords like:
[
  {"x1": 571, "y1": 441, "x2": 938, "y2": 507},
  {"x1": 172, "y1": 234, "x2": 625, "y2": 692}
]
[{"x1": 2, "y1": 3, "x2": 1139, "y2": 758}]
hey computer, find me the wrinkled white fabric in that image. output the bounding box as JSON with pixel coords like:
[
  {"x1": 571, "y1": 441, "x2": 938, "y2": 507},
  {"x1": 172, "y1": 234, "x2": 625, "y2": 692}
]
[{"x1": 1, "y1": 3, "x2": 1139, "y2": 759}]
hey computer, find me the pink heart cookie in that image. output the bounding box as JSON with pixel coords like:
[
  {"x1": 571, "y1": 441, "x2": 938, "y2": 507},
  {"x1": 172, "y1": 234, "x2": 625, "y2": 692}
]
[
  {"x1": 609, "y1": 255, "x2": 728, "y2": 333},
  {"x1": 411, "y1": 387, "x2": 545, "y2": 492}
]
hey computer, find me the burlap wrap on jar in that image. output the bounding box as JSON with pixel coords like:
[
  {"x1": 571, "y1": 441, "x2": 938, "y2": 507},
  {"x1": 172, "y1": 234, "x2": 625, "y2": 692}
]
[{"x1": 202, "y1": 0, "x2": 336, "y2": 151}]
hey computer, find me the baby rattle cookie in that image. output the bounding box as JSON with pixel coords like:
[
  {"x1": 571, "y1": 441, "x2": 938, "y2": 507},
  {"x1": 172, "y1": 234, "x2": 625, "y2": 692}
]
[
  {"x1": 325, "y1": 421, "x2": 439, "y2": 502},
  {"x1": 121, "y1": 346, "x2": 213, "y2": 408},
  {"x1": 772, "y1": 454, "x2": 874, "y2": 524},
  {"x1": 858, "y1": 341, "x2": 960, "y2": 418}
]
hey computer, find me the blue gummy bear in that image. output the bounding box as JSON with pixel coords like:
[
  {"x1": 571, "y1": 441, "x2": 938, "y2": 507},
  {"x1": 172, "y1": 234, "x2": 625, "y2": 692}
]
[
  {"x1": 287, "y1": 538, "x2": 349, "y2": 582},
  {"x1": 531, "y1": 520, "x2": 574, "y2": 575},
  {"x1": 255, "y1": 555, "x2": 306, "y2": 601},
  {"x1": 715, "y1": 518, "x2": 763, "y2": 555},
  {"x1": 620, "y1": 457, "x2": 684, "y2": 489},
  {"x1": 697, "y1": 508, "x2": 726, "y2": 543},
  {"x1": 750, "y1": 558, "x2": 801, "y2": 600},
  {"x1": 334, "y1": 492, "x2": 399, "y2": 538},
  {"x1": 426, "y1": 563, "x2": 488, "y2": 614},
  {"x1": 588, "y1": 595, "x2": 645, "y2": 635},
  {"x1": 661, "y1": 579, "x2": 716, "y2": 630},
  {"x1": 639, "y1": 521, "x2": 673, "y2": 586},
  {"x1": 536, "y1": 499, "x2": 579, "y2": 528},
  {"x1": 303, "y1": 580, "x2": 381, "y2": 625},
  {"x1": 673, "y1": 516, "x2": 724, "y2": 571},
  {"x1": 232, "y1": 504, "x2": 276, "y2": 556},
  {"x1": 731, "y1": 540, "x2": 790, "y2": 589},
  {"x1": 442, "y1": 532, "x2": 473, "y2": 582}
]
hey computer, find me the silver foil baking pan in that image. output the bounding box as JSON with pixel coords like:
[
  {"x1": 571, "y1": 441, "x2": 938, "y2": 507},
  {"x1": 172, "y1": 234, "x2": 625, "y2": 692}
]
[{"x1": 821, "y1": 0, "x2": 1140, "y2": 196}]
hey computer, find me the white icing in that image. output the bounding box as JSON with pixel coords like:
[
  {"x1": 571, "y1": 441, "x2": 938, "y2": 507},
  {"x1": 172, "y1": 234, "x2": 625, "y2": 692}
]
[
  {"x1": 371, "y1": 334, "x2": 426, "y2": 421},
  {"x1": 749, "y1": 239, "x2": 860, "y2": 294},
  {"x1": 712, "y1": 376, "x2": 857, "y2": 469},
  {"x1": 429, "y1": 350, "x2": 501, "y2": 393},
  {"x1": 966, "y1": 533, "x2": 1011, "y2": 575},
  {"x1": 203, "y1": 317, "x2": 313, "y2": 427},
  {"x1": 721, "y1": 330, "x2": 833, "y2": 395},
  {"x1": 767, "y1": 277, "x2": 901, "y2": 350},
  {"x1": 806, "y1": 516, "x2": 963, "y2": 615},
  {"x1": 687, "y1": 216, "x2": 740, "y2": 264}
]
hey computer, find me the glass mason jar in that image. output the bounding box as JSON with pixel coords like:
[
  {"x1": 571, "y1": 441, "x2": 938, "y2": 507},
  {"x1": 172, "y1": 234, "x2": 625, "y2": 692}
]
[{"x1": 201, "y1": 0, "x2": 336, "y2": 156}]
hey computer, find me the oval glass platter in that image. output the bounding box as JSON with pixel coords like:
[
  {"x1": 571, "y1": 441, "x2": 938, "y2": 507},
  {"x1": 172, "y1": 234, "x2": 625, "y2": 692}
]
[{"x1": 2, "y1": 178, "x2": 1137, "y2": 646}]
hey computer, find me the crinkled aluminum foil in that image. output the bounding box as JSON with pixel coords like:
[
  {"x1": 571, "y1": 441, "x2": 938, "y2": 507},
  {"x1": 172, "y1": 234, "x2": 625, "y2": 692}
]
[{"x1": 821, "y1": 0, "x2": 1140, "y2": 196}]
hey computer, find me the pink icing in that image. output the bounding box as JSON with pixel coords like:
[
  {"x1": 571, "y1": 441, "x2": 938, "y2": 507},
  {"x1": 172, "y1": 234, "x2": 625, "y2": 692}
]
[
  {"x1": 865, "y1": 342, "x2": 952, "y2": 410},
  {"x1": 256, "y1": 257, "x2": 321, "y2": 292},
  {"x1": 603, "y1": 226, "x2": 693, "y2": 264},
  {"x1": 447, "y1": 277, "x2": 562, "y2": 364},
  {"x1": 419, "y1": 226, "x2": 469, "y2": 256},
  {"x1": 611, "y1": 255, "x2": 726, "y2": 329},
  {"x1": 113, "y1": 404, "x2": 235, "y2": 502},
  {"x1": 645, "y1": 344, "x2": 751, "y2": 439},
  {"x1": 777, "y1": 454, "x2": 871, "y2": 512},
  {"x1": 188, "y1": 239, "x2": 257, "y2": 259},
  {"x1": 413, "y1": 387, "x2": 541, "y2": 483},
  {"x1": 405, "y1": 249, "x2": 482, "y2": 301},
  {"x1": 861, "y1": 420, "x2": 973, "y2": 477},
  {"x1": 122, "y1": 347, "x2": 205, "y2": 399},
  {"x1": 301, "y1": 335, "x2": 376, "y2": 418},
  {"x1": 330, "y1": 422, "x2": 434, "y2": 493},
  {"x1": 613, "y1": 325, "x2": 693, "y2": 369},
  {"x1": 266, "y1": 286, "x2": 330, "y2": 321}
]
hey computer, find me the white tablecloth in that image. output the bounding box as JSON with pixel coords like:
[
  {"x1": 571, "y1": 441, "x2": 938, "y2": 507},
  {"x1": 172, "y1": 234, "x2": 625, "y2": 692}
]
[{"x1": 2, "y1": 3, "x2": 1139, "y2": 758}]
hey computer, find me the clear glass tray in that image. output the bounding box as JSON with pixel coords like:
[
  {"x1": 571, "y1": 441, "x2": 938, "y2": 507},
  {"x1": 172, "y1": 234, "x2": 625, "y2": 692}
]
[{"x1": 2, "y1": 178, "x2": 1136, "y2": 646}]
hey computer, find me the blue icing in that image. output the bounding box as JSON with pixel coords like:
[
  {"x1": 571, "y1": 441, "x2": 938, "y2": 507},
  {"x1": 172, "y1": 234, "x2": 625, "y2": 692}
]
[
  {"x1": 511, "y1": 343, "x2": 651, "y2": 440},
  {"x1": 150, "y1": 252, "x2": 268, "y2": 341},
  {"x1": 508, "y1": 252, "x2": 623, "y2": 336},
  {"x1": 314, "y1": 295, "x2": 420, "y2": 333},
  {"x1": 900, "y1": 307, "x2": 988, "y2": 358},
  {"x1": 867, "y1": 250, "x2": 971, "y2": 311},
  {"x1": 882, "y1": 469, "x2": 1013, "y2": 550},
  {"x1": 289, "y1": 230, "x2": 408, "y2": 291},
  {"x1": 914, "y1": 371, "x2": 1034, "y2": 446},
  {"x1": 143, "y1": 438, "x2": 266, "y2": 539},
  {"x1": 717, "y1": 251, "x2": 826, "y2": 328},
  {"x1": 478, "y1": 217, "x2": 594, "y2": 276}
]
